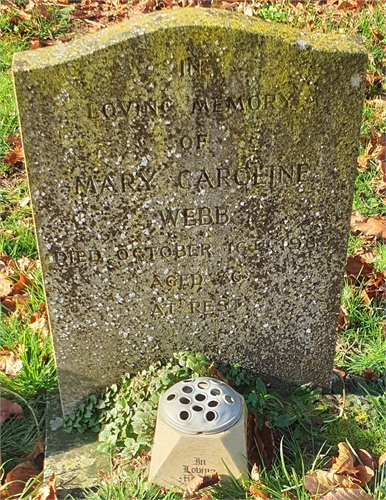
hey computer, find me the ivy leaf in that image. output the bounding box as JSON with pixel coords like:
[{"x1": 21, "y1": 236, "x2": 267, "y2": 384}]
[{"x1": 273, "y1": 413, "x2": 296, "y2": 427}]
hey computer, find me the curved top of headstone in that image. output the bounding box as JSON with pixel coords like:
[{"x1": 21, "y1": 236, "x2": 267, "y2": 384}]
[{"x1": 13, "y1": 7, "x2": 366, "y2": 71}]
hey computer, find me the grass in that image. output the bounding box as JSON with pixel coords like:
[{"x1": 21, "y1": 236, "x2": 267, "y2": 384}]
[
  {"x1": 0, "y1": 268, "x2": 56, "y2": 470},
  {"x1": 374, "y1": 243, "x2": 386, "y2": 272},
  {"x1": 254, "y1": 3, "x2": 289, "y2": 23},
  {"x1": 255, "y1": 439, "x2": 328, "y2": 500},
  {"x1": 353, "y1": 165, "x2": 386, "y2": 217},
  {"x1": 360, "y1": 100, "x2": 386, "y2": 141},
  {"x1": 0, "y1": 0, "x2": 385, "y2": 498},
  {"x1": 81, "y1": 438, "x2": 330, "y2": 500},
  {"x1": 323, "y1": 386, "x2": 386, "y2": 457},
  {"x1": 337, "y1": 283, "x2": 386, "y2": 374},
  {"x1": 0, "y1": 5, "x2": 74, "y2": 42},
  {"x1": 0, "y1": 178, "x2": 37, "y2": 259},
  {"x1": 0, "y1": 39, "x2": 26, "y2": 160}
]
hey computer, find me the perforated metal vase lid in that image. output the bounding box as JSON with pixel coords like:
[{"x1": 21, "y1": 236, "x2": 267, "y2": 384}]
[{"x1": 159, "y1": 377, "x2": 244, "y2": 434}]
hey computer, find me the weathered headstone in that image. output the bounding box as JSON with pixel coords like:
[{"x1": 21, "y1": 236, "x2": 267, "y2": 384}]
[{"x1": 13, "y1": 8, "x2": 367, "y2": 416}]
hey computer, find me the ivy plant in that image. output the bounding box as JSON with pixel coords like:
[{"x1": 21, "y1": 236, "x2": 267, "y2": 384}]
[{"x1": 65, "y1": 351, "x2": 337, "y2": 460}]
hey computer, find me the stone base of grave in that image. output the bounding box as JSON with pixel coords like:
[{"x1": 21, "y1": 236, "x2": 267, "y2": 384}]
[{"x1": 45, "y1": 393, "x2": 109, "y2": 499}]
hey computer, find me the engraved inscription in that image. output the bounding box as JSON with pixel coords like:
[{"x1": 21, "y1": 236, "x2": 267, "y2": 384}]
[
  {"x1": 151, "y1": 297, "x2": 241, "y2": 317},
  {"x1": 75, "y1": 171, "x2": 156, "y2": 195},
  {"x1": 180, "y1": 134, "x2": 209, "y2": 150},
  {"x1": 150, "y1": 273, "x2": 204, "y2": 291},
  {"x1": 127, "y1": 243, "x2": 213, "y2": 261},
  {"x1": 158, "y1": 207, "x2": 230, "y2": 228},
  {"x1": 177, "y1": 163, "x2": 307, "y2": 189},
  {"x1": 179, "y1": 455, "x2": 216, "y2": 484},
  {"x1": 179, "y1": 58, "x2": 203, "y2": 77},
  {"x1": 87, "y1": 93, "x2": 287, "y2": 121},
  {"x1": 72, "y1": 163, "x2": 307, "y2": 198},
  {"x1": 192, "y1": 94, "x2": 286, "y2": 113},
  {"x1": 88, "y1": 99, "x2": 173, "y2": 119},
  {"x1": 50, "y1": 249, "x2": 102, "y2": 265},
  {"x1": 47, "y1": 230, "x2": 328, "y2": 268}
]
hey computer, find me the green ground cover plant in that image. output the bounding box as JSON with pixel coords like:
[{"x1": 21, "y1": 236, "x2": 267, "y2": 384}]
[{"x1": 0, "y1": 0, "x2": 385, "y2": 498}]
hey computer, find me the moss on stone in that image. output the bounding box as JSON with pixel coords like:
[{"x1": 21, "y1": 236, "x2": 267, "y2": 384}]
[
  {"x1": 323, "y1": 414, "x2": 386, "y2": 457},
  {"x1": 13, "y1": 9, "x2": 366, "y2": 72}
]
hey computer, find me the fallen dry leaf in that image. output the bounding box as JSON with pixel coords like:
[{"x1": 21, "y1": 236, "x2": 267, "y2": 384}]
[
  {"x1": 1, "y1": 297, "x2": 17, "y2": 314},
  {"x1": 24, "y1": 437, "x2": 45, "y2": 461},
  {"x1": 359, "y1": 289, "x2": 371, "y2": 306},
  {"x1": 356, "y1": 155, "x2": 370, "y2": 171},
  {"x1": 249, "y1": 463, "x2": 270, "y2": 499},
  {"x1": 36, "y1": 4, "x2": 52, "y2": 20},
  {"x1": 355, "y1": 449, "x2": 374, "y2": 472},
  {"x1": 15, "y1": 256, "x2": 36, "y2": 272},
  {"x1": 19, "y1": 196, "x2": 30, "y2": 207},
  {"x1": 210, "y1": 368, "x2": 229, "y2": 384},
  {"x1": 247, "y1": 414, "x2": 275, "y2": 470},
  {"x1": 5, "y1": 134, "x2": 22, "y2": 146},
  {"x1": 127, "y1": 449, "x2": 151, "y2": 470},
  {"x1": 29, "y1": 313, "x2": 48, "y2": 332},
  {"x1": 0, "y1": 253, "x2": 13, "y2": 272},
  {"x1": 371, "y1": 27, "x2": 384, "y2": 41},
  {"x1": 338, "y1": 306, "x2": 349, "y2": 332},
  {"x1": 344, "y1": 254, "x2": 386, "y2": 298},
  {"x1": 349, "y1": 465, "x2": 374, "y2": 488},
  {"x1": 281, "y1": 493, "x2": 297, "y2": 500},
  {"x1": 34, "y1": 473, "x2": 57, "y2": 500},
  {"x1": 331, "y1": 443, "x2": 355, "y2": 473},
  {"x1": 30, "y1": 39, "x2": 41, "y2": 49},
  {"x1": 0, "y1": 277, "x2": 13, "y2": 297},
  {"x1": 3, "y1": 144, "x2": 24, "y2": 166},
  {"x1": 378, "y1": 451, "x2": 386, "y2": 467},
  {"x1": 250, "y1": 463, "x2": 261, "y2": 482},
  {"x1": 11, "y1": 273, "x2": 32, "y2": 296},
  {"x1": 343, "y1": 0, "x2": 365, "y2": 9},
  {"x1": 319, "y1": 487, "x2": 373, "y2": 500},
  {"x1": 351, "y1": 215, "x2": 386, "y2": 240},
  {"x1": 361, "y1": 368, "x2": 377, "y2": 381},
  {"x1": 183, "y1": 472, "x2": 219, "y2": 498},
  {"x1": 0, "y1": 398, "x2": 24, "y2": 424},
  {"x1": 12, "y1": 293, "x2": 30, "y2": 305},
  {"x1": 304, "y1": 470, "x2": 358, "y2": 495},
  {"x1": 30, "y1": 304, "x2": 50, "y2": 337},
  {"x1": 376, "y1": 145, "x2": 386, "y2": 163},
  {"x1": 378, "y1": 133, "x2": 386, "y2": 147},
  {"x1": 5, "y1": 461, "x2": 39, "y2": 497},
  {"x1": 354, "y1": 247, "x2": 376, "y2": 263},
  {"x1": 345, "y1": 255, "x2": 374, "y2": 278},
  {"x1": 0, "y1": 347, "x2": 23, "y2": 376},
  {"x1": 247, "y1": 413, "x2": 261, "y2": 467},
  {"x1": 249, "y1": 484, "x2": 270, "y2": 499},
  {"x1": 378, "y1": 148, "x2": 386, "y2": 183},
  {"x1": 363, "y1": 272, "x2": 386, "y2": 299},
  {"x1": 258, "y1": 421, "x2": 275, "y2": 469},
  {"x1": 333, "y1": 367, "x2": 346, "y2": 379}
]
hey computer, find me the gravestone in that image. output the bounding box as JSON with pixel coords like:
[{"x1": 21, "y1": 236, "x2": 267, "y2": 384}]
[{"x1": 13, "y1": 8, "x2": 367, "y2": 417}]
